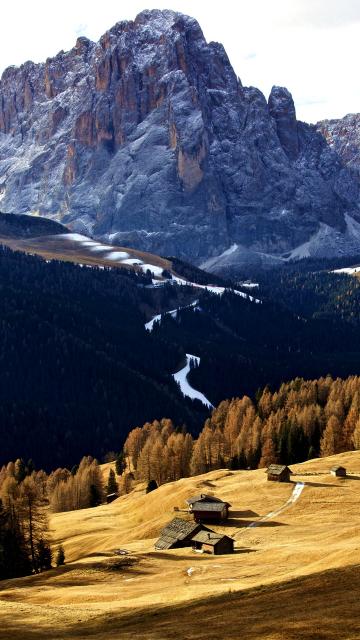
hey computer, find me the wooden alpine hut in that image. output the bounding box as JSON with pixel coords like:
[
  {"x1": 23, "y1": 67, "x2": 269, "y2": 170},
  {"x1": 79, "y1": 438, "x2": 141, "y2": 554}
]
[{"x1": 266, "y1": 464, "x2": 292, "y2": 483}]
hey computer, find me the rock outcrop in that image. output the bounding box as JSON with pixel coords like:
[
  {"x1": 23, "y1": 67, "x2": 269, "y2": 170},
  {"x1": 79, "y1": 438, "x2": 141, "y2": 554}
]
[
  {"x1": 317, "y1": 114, "x2": 360, "y2": 178},
  {"x1": 0, "y1": 9, "x2": 359, "y2": 271}
]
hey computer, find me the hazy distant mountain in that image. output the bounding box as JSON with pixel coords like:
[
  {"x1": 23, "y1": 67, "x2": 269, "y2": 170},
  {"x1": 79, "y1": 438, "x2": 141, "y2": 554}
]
[{"x1": 0, "y1": 9, "x2": 359, "y2": 273}]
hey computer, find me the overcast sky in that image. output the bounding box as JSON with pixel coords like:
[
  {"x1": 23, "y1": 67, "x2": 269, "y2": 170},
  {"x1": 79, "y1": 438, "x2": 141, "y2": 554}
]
[{"x1": 0, "y1": 0, "x2": 359, "y2": 123}]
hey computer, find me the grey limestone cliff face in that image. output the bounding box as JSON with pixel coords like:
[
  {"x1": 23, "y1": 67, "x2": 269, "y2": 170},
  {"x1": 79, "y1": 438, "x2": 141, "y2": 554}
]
[
  {"x1": 0, "y1": 9, "x2": 359, "y2": 269},
  {"x1": 317, "y1": 114, "x2": 360, "y2": 178}
]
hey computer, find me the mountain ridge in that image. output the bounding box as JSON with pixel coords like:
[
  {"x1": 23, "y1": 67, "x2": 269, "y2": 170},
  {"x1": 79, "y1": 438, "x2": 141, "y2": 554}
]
[{"x1": 0, "y1": 9, "x2": 359, "y2": 273}]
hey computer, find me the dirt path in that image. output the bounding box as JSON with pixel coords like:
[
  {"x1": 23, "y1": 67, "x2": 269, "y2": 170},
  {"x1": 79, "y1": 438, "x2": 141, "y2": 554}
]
[{"x1": 233, "y1": 481, "x2": 305, "y2": 537}]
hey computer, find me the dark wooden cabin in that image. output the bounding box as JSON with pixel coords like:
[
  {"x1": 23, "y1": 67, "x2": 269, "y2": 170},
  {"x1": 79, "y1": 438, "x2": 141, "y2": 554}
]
[
  {"x1": 186, "y1": 494, "x2": 231, "y2": 523},
  {"x1": 331, "y1": 465, "x2": 346, "y2": 477},
  {"x1": 106, "y1": 492, "x2": 118, "y2": 504},
  {"x1": 155, "y1": 518, "x2": 207, "y2": 550},
  {"x1": 191, "y1": 531, "x2": 234, "y2": 555},
  {"x1": 266, "y1": 464, "x2": 292, "y2": 483}
]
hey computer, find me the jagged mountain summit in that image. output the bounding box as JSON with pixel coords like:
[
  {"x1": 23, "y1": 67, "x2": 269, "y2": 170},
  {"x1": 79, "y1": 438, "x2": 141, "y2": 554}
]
[
  {"x1": 0, "y1": 9, "x2": 359, "y2": 273},
  {"x1": 317, "y1": 114, "x2": 360, "y2": 178}
]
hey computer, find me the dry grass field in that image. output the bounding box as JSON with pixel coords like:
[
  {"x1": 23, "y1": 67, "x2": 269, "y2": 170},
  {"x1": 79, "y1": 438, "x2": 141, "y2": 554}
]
[
  {"x1": 2, "y1": 451, "x2": 360, "y2": 639},
  {"x1": 0, "y1": 233, "x2": 172, "y2": 274}
]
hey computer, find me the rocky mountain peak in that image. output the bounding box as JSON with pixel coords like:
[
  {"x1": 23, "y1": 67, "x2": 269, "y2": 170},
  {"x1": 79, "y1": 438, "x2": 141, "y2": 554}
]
[
  {"x1": 268, "y1": 86, "x2": 299, "y2": 159},
  {"x1": 0, "y1": 9, "x2": 359, "y2": 272},
  {"x1": 317, "y1": 113, "x2": 360, "y2": 178}
]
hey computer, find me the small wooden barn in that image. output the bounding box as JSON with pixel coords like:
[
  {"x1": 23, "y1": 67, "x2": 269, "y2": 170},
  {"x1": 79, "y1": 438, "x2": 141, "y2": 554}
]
[
  {"x1": 186, "y1": 494, "x2": 231, "y2": 523},
  {"x1": 106, "y1": 492, "x2": 118, "y2": 504},
  {"x1": 191, "y1": 531, "x2": 234, "y2": 555},
  {"x1": 266, "y1": 464, "x2": 292, "y2": 483},
  {"x1": 331, "y1": 465, "x2": 346, "y2": 477},
  {"x1": 155, "y1": 518, "x2": 206, "y2": 550}
]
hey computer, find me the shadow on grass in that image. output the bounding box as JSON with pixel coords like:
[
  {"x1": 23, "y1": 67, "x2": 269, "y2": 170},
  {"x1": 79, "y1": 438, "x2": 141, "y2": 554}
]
[
  {"x1": 247, "y1": 520, "x2": 288, "y2": 528},
  {"x1": 229, "y1": 510, "x2": 259, "y2": 518},
  {"x1": 304, "y1": 481, "x2": 341, "y2": 488},
  {"x1": 0, "y1": 558, "x2": 143, "y2": 592},
  {"x1": 4, "y1": 564, "x2": 359, "y2": 640}
]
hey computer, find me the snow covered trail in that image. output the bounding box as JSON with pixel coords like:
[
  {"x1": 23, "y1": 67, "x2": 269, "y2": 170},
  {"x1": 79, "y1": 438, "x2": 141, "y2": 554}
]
[
  {"x1": 173, "y1": 354, "x2": 213, "y2": 409},
  {"x1": 145, "y1": 300, "x2": 198, "y2": 332},
  {"x1": 332, "y1": 265, "x2": 360, "y2": 275},
  {"x1": 171, "y1": 275, "x2": 261, "y2": 303},
  {"x1": 247, "y1": 482, "x2": 305, "y2": 529}
]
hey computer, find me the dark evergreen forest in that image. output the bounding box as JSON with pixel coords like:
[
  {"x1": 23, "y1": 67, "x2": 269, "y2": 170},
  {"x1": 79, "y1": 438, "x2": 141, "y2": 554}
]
[
  {"x1": 0, "y1": 247, "x2": 207, "y2": 470},
  {"x1": 1, "y1": 245, "x2": 360, "y2": 470}
]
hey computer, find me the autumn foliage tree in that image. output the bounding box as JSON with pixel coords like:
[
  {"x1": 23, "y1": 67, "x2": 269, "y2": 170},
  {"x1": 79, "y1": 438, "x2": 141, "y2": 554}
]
[{"x1": 127, "y1": 376, "x2": 360, "y2": 482}]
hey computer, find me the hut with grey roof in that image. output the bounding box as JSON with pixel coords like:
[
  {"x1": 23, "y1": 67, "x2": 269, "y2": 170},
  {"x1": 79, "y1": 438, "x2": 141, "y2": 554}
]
[
  {"x1": 154, "y1": 518, "x2": 208, "y2": 550},
  {"x1": 186, "y1": 494, "x2": 231, "y2": 523},
  {"x1": 266, "y1": 464, "x2": 292, "y2": 483},
  {"x1": 330, "y1": 465, "x2": 346, "y2": 477},
  {"x1": 191, "y1": 531, "x2": 234, "y2": 555}
]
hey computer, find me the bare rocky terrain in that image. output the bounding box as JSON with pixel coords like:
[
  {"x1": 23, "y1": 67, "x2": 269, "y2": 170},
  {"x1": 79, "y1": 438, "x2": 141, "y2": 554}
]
[{"x1": 0, "y1": 10, "x2": 360, "y2": 273}]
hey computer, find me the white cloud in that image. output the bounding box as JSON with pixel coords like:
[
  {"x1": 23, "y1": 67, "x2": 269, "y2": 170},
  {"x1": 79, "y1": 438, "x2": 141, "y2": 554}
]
[{"x1": 0, "y1": 0, "x2": 359, "y2": 122}]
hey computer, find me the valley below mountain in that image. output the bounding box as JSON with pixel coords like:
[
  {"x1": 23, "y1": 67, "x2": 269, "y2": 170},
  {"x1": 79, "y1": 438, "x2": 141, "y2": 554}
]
[
  {"x1": 1, "y1": 6, "x2": 360, "y2": 639},
  {"x1": 2, "y1": 222, "x2": 360, "y2": 469}
]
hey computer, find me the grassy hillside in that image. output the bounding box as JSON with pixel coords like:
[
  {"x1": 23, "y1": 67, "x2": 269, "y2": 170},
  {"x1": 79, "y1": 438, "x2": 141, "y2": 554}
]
[{"x1": 1, "y1": 452, "x2": 360, "y2": 638}]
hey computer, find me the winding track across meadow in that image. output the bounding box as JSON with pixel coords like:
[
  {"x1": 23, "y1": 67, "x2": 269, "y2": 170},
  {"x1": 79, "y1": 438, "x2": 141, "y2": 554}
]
[{"x1": 233, "y1": 481, "x2": 305, "y2": 537}]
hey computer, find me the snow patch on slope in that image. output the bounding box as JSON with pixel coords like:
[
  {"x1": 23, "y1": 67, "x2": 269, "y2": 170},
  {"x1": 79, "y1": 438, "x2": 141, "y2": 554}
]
[
  {"x1": 173, "y1": 354, "x2": 213, "y2": 409},
  {"x1": 106, "y1": 251, "x2": 130, "y2": 260},
  {"x1": 171, "y1": 275, "x2": 260, "y2": 303},
  {"x1": 332, "y1": 265, "x2": 360, "y2": 274},
  {"x1": 145, "y1": 300, "x2": 198, "y2": 332},
  {"x1": 140, "y1": 263, "x2": 164, "y2": 276}
]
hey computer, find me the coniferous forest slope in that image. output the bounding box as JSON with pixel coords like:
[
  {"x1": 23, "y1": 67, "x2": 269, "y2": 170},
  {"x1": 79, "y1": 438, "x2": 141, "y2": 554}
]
[
  {"x1": 1, "y1": 240, "x2": 360, "y2": 469},
  {"x1": 0, "y1": 245, "x2": 206, "y2": 468}
]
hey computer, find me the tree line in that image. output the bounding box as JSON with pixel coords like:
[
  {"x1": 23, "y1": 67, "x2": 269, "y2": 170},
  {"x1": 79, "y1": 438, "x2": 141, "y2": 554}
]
[
  {"x1": 124, "y1": 375, "x2": 360, "y2": 482},
  {"x1": 0, "y1": 455, "x2": 115, "y2": 580},
  {"x1": 3, "y1": 373, "x2": 360, "y2": 580}
]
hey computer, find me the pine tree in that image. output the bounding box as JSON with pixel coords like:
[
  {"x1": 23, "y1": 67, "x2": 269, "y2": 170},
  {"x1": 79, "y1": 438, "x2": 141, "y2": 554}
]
[
  {"x1": 106, "y1": 469, "x2": 118, "y2": 496},
  {"x1": 36, "y1": 539, "x2": 52, "y2": 571},
  {"x1": 352, "y1": 417, "x2": 360, "y2": 449},
  {"x1": 320, "y1": 415, "x2": 341, "y2": 457},
  {"x1": 115, "y1": 453, "x2": 125, "y2": 476},
  {"x1": 14, "y1": 459, "x2": 27, "y2": 484},
  {"x1": 89, "y1": 484, "x2": 102, "y2": 507},
  {"x1": 146, "y1": 480, "x2": 158, "y2": 493},
  {"x1": 19, "y1": 476, "x2": 49, "y2": 573},
  {"x1": 55, "y1": 545, "x2": 65, "y2": 567}
]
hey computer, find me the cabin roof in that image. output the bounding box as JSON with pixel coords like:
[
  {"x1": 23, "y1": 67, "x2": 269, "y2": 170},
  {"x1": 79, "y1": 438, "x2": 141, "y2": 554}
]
[
  {"x1": 267, "y1": 464, "x2": 292, "y2": 475},
  {"x1": 191, "y1": 501, "x2": 227, "y2": 512},
  {"x1": 186, "y1": 494, "x2": 224, "y2": 505},
  {"x1": 155, "y1": 518, "x2": 202, "y2": 550},
  {"x1": 191, "y1": 531, "x2": 233, "y2": 546}
]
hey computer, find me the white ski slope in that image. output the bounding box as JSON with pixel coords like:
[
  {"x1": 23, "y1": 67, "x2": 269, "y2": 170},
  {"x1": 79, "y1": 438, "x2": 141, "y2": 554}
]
[
  {"x1": 332, "y1": 265, "x2": 360, "y2": 275},
  {"x1": 145, "y1": 300, "x2": 198, "y2": 332},
  {"x1": 171, "y1": 275, "x2": 261, "y2": 303},
  {"x1": 172, "y1": 354, "x2": 213, "y2": 409}
]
